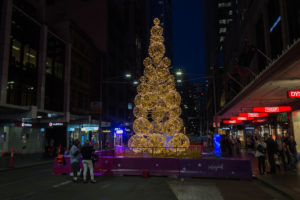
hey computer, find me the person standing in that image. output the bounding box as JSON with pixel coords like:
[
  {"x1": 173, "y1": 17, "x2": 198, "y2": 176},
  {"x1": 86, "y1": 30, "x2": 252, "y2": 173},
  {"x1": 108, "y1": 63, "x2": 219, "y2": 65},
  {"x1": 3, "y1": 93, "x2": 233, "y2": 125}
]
[
  {"x1": 70, "y1": 140, "x2": 81, "y2": 182},
  {"x1": 287, "y1": 136, "x2": 298, "y2": 170},
  {"x1": 276, "y1": 135, "x2": 287, "y2": 171},
  {"x1": 81, "y1": 141, "x2": 96, "y2": 183},
  {"x1": 255, "y1": 137, "x2": 267, "y2": 175},
  {"x1": 265, "y1": 135, "x2": 277, "y2": 174}
]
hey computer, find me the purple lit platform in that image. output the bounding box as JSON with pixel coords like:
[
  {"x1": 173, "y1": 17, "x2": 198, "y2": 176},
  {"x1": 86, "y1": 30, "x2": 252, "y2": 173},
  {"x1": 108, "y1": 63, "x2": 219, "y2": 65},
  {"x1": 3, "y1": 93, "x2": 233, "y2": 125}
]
[{"x1": 53, "y1": 150, "x2": 252, "y2": 180}]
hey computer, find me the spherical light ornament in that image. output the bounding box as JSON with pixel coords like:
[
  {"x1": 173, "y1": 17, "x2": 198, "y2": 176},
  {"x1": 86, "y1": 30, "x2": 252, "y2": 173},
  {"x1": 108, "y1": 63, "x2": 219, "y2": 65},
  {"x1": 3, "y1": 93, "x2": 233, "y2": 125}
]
[
  {"x1": 150, "y1": 25, "x2": 163, "y2": 36},
  {"x1": 133, "y1": 106, "x2": 147, "y2": 118},
  {"x1": 143, "y1": 57, "x2": 152, "y2": 67},
  {"x1": 151, "y1": 121, "x2": 164, "y2": 133},
  {"x1": 169, "y1": 107, "x2": 182, "y2": 118},
  {"x1": 164, "y1": 118, "x2": 183, "y2": 136},
  {"x1": 140, "y1": 76, "x2": 147, "y2": 83},
  {"x1": 165, "y1": 91, "x2": 181, "y2": 108},
  {"x1": 133, "y1": 117, "x2": 151, "y2": 135},
  {"x1": 144, "y1": 65, "x2": 156, "y2": 78},
  {"x1": 153, "y1": 18, "x2": 160, "y2": 25},
  {"x1": 148, "y1": 43, "x2": 165, "y2": 62},
  {"x1": 168, "y1": 133, "x2": 190, "y2": 153},
  {"x1": 148, "y1": 134, "x2": 166, "y2": 154},
  {"x1": 128, "y1": 134, "x2": 149, "y2": 153},
  {"x1": 160, "y1": 57, "x2": 171, "y2": 68},
  {"x1": 134, "y1": 94, "x2": 143, "y2": 106},
  {"x1": 152, "y1": 107, "x2": 165, "y2": 122}
]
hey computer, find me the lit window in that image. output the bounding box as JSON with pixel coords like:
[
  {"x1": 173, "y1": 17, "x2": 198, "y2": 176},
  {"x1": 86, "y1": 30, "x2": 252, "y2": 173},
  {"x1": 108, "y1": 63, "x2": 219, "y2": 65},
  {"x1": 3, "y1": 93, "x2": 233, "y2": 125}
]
[
  {"x1": 219, "y1": 28, "x2": 227, "y2": 33},
  {"x1": 218, "y1": 2, "x2": 231, "y2": 8},
  {"x1": 220, "y1": 46, "x2": 223, "y2": 50},
  {"x1": 220, "y1": 36, "x2": 225, "y2": 42},
  {"x1": 219, "y1": 19, "x2": 226, "y2": 24},
  {"x1": 229, "y1": 10, "x2": 232, "y2": 15},
  {"x1": 11, "y1": 39, "x2": 21, "y2": 65}
]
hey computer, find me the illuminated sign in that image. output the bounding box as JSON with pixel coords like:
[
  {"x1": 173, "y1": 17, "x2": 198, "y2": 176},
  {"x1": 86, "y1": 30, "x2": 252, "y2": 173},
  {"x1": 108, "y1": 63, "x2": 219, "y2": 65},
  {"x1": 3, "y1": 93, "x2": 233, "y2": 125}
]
[
  {"x1": 223, "y1": 120, "x2": 242, "y2": 124},
  {"x1": 288, "y1": 90, "x2": 300, "y2": 98},
  {"x1": 114, "y1": 128, "x2": 124, "y2": 134},
  {"x1": 81, "y1": 127, "x2": 98, "y2": 131},
  {"x1": 102, "y1": 130, "x2": 111, "y2": 133},
  {"x1": 230, "y1": 117, "x2": 254, "y2": 121},
  {"x1": 253, "y1": 106, "x2": 291, "y2": 113},
  {"x1": 238, "y1": 113, "x2": 269, "y2": 118},
  {"x1": 21, "y1": 123, "x2": 32, "y2": 127},
  {"x1": 49, "y1": 122, "x2": 64, "y2": 127}
]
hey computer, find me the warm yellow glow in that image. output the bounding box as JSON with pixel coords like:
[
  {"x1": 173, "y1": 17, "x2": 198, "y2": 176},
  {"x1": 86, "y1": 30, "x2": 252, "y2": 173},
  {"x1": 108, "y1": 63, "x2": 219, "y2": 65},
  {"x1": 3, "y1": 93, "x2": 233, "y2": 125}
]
[{"x1": 128, "y1": 18, "x2": 190, "y2": 154}]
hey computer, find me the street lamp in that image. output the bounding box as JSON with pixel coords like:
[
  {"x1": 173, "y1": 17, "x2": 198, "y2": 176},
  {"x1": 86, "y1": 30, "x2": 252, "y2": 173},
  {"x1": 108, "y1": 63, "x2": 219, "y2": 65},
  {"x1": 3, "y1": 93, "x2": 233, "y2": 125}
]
[
  {"x1": 133, "y1": 81, "x2": 138, "y2": 85},
  {"x1": 125, "y1": 73, "x2": 132, "y2": 78},
  {"x1": 176, "y1": 71, "x2": 183, "y2": 76}
]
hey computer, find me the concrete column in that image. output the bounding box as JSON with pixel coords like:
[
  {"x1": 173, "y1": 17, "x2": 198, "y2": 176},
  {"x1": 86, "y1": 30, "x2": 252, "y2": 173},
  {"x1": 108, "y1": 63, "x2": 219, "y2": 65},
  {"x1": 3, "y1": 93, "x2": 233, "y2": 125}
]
[
  {"x1": 0, "y1": 0, "x2": 13, "y2": 104},
  {"x1": 37, "y1": 25, "x2": 47, "y2": 109},
  {"x1": 64, "y1": 43, "x2": 71, "y2": 122}
]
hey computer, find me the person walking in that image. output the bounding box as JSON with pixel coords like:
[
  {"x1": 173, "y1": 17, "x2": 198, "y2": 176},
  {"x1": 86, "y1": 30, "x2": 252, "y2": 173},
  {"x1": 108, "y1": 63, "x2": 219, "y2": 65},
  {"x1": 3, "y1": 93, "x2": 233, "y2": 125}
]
[
  {"x1": 81, "y1": 141, "x2": 96, "y2": 183},
  {"x1": 70, "y1": 140, "x2": 81, "y2": 182},
  {"x1": 255, "y1": 137, "x2": 267, "y2": 175}
]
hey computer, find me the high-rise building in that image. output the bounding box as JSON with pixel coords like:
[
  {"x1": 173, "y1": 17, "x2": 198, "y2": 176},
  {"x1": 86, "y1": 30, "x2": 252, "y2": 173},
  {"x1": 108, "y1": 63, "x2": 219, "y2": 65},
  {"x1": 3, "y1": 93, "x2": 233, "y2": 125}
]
[{"x1": 0, "y1": 0, "x2": 107, "y2": 157}]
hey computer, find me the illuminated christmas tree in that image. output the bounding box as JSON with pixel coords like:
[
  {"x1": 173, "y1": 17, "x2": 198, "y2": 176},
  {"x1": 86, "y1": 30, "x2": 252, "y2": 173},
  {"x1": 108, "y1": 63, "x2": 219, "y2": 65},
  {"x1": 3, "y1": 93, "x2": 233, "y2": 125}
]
[{"x1": 128, "y1": 18, "x2": 190, "y2": 155}]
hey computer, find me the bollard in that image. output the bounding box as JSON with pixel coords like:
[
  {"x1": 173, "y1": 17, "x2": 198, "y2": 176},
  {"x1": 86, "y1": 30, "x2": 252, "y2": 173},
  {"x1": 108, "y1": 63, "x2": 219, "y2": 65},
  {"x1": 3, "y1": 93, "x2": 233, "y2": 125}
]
[{"x1": 9, "y1": 149, "x2": 14, "y2": 168}]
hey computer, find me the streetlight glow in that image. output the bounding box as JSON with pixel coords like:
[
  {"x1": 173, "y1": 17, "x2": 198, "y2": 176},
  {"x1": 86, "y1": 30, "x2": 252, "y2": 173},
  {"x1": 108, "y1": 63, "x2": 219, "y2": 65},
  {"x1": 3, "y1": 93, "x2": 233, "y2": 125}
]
[
  {"x1": 176, "y1": 71, "x2": 182, "y2": 76},
  {"x1": 133, "y1": 81, "x2": 138, "y2": 85},
  {"x1": 125, "y1": 73, "x2": 132, "y2": 78},
  {"x1": 177, "y1": 79, "x2": 182, "y2": 83}
]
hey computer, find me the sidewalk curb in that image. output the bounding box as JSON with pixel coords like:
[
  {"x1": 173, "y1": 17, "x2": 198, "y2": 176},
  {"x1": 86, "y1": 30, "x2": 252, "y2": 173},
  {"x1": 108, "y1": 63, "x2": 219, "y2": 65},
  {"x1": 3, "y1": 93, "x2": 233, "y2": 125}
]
[
  {"x1": 253, "y1": 176, "x2": 295, "y2": 200},
  {"x1": 0, "y1": 160, "x2": 53, "y2": 172}
]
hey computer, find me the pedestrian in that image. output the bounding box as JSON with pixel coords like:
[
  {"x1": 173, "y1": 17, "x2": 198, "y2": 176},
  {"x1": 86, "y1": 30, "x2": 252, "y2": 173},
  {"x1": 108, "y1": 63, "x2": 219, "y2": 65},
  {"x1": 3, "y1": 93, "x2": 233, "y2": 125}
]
[
  {"x1": 265, "y1": 135, "x2": 277, "y2": 174},
  {"x1": 287, "y1": 136, "x2": 298, "y2": 170},
  {"x1": 70, "y1": 140, "x2": 81, "y2": 182},
  {"x1": 81, "y1": 141, "x2": 96, "y2": 183},
  {"x1": 276, "y1": 135, "x2": 287, "y2": 171},
  {"x1": 255, "y1": 137, "x2": 267, "y2": 175},
  {"x1": 235, "y1": 136, "x2": 241, "y2": 156}
]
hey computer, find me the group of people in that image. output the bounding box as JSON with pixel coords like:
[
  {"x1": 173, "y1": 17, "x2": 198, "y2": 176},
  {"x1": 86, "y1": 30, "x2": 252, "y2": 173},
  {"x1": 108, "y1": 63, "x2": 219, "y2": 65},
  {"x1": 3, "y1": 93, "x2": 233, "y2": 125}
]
[
  {"x1": 255, "y1": 134, "x2": 298, "y2": 175},
  {"x1": 220, "y1": 135, "x2": 241, "y2": 156},
  {"x1": 70, "y1": 140, "x2": 97, "y2": 183}
]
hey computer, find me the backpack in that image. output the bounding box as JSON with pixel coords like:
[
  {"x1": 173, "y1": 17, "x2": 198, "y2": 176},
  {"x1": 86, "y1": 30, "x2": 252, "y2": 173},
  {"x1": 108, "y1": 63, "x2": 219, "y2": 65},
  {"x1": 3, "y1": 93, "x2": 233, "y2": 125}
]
[{"x1": 257, "y1": 144, "x2": 265, "y2": 153}]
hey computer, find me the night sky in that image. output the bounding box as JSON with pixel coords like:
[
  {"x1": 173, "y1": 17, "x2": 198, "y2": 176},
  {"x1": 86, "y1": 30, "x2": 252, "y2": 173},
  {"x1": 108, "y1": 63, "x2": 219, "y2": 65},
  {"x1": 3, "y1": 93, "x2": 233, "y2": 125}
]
[{"x1": 172, "y1": 0, "x2": 206, "y2": 77}]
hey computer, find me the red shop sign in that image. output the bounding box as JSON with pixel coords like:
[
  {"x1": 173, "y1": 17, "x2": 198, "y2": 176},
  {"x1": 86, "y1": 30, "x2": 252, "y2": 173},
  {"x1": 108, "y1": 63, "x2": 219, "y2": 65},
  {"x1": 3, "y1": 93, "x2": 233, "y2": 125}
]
[
  {"x1": 253, "y1": 119, "x2": 266, "y2": 123},
  {"x1": 238, "y1": 113, "x2": 269, "y2": 118},
  {"x1": 288, "y1": 90, "x2": 300, "y2": 98},
  {"x1": 223, "y1": 120, "x2": 243, "y2": 124},
  {"x1": 230, "y1": 117, "x2": 254, "y2": 121},
  {"x1": 253, "y1": 106, "x2": 291, "y2": 113}
]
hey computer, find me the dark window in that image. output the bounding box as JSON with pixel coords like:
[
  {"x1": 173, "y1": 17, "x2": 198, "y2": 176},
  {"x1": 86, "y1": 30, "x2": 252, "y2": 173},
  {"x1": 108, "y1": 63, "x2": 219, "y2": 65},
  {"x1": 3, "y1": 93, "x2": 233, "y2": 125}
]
[
  {"x1": 44, "y1": 33, "x2": 65, "y2": 111},
  {"x1": 7, "y1": 8, "x2": 39, "y2": 106}
]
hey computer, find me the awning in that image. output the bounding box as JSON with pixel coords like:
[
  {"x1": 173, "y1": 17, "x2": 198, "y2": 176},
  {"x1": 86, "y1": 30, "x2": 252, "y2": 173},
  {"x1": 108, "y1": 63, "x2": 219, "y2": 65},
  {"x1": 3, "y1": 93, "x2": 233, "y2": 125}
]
[{"x1": 217, "y1": 39, "x2": 300, "y2": 120}]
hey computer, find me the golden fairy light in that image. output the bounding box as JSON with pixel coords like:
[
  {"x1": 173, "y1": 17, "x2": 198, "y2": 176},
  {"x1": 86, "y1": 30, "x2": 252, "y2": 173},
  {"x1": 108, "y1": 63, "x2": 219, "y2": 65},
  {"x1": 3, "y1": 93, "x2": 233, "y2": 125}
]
[{"x1": 128, "y1": 18, "x2": 190, "y2": 154}]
